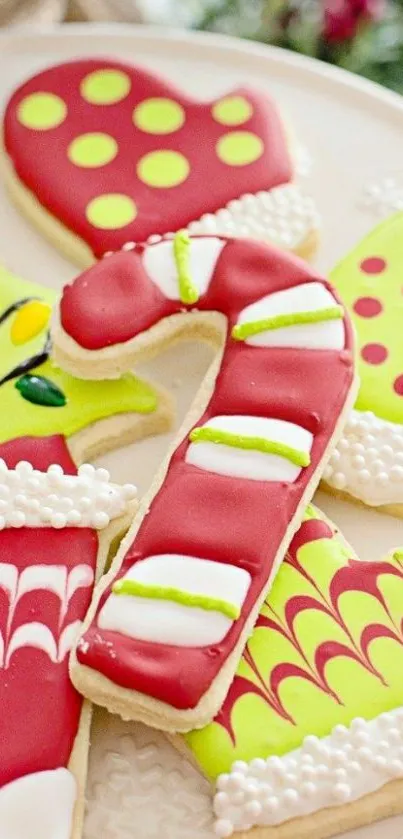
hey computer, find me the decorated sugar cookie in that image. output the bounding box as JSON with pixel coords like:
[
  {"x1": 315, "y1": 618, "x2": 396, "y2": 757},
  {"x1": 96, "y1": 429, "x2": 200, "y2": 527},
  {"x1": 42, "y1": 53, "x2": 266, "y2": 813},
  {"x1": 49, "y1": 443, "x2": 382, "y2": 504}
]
[
  {"x1": 0, "y1": 264, "x2": 172, "y2": 839},
  {"x1": 183, "y1": 506, "x2": 403, "y2": 839},
  {"x1": 323, "y1": 213, "x2": 403, "y2": 514},
  {"x1": 0, "y1": 460, "x2": 137, "y2": 839},
  {"x1": 53, "y1": 234, "x2": 357, "y2": 731},
  {"x1": 2, "y1": 58, "x2": 319, "y2": 266}
]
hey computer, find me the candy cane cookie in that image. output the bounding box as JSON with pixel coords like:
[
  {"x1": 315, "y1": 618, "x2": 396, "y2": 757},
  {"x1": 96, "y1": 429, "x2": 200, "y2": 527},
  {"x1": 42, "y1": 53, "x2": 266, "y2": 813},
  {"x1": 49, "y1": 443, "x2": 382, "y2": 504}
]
[
  {"x1": 51, "y1": 234, "x2": 357, "y2": 731},
  {"x1": 1, "y1": 58, "x2": 319, "y2": 267},
  {"x1": 181, "y1": 506, "x2": 403, "y2": 839},
  {"x1": 0, "y1": 263, "x2": 172, "y2": 839},
  {"x1": 322, "y1": 213, "x2": 403, "y2": 515}
]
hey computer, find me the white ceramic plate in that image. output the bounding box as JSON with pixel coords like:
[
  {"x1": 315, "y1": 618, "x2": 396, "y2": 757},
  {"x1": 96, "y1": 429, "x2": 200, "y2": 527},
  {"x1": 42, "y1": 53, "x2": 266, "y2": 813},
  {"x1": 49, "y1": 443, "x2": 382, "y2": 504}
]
[{"x1": 1, "y1": 23, "x2": 403, "y2": 839}]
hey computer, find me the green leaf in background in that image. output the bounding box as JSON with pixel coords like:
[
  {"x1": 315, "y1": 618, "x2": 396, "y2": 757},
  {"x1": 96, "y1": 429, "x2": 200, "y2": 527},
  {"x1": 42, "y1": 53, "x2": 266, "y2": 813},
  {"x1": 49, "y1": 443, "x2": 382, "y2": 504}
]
[{"x1": 15, "y1": 374, "x2": 66, "y2": 407}]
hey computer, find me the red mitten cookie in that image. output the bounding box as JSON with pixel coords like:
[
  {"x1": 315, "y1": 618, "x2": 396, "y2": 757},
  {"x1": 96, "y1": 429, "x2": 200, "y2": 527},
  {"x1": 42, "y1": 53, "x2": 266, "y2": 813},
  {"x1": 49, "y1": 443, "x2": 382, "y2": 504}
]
[
  {"x1": 52, "y1": 233, "x2": 357, "y2": 731},
  {"x1": 2, "y1": 59, "x2": 319, "y2": 266}
]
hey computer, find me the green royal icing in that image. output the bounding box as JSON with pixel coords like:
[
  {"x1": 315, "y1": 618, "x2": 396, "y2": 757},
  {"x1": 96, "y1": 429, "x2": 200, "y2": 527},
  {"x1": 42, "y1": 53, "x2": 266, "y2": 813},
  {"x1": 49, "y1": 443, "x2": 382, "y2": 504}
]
[
  {"x1": 184, "y1": 507, "x2": 403, "y2": 779},
  {"x1": 173, "y1": 230, "x2": 199, "y2": 305},
  {"x1": 330, "y1": 212, "x2": 403, "y2": 425},
  {"x1": 232, "y1": 306, "x2": 343, "y2": 341},
  {"x1": 113, "y1": 579, "x2": 240, "y2": 620},
  {"x1": 16, "y1": 373, "x2": 66, "y2": 407},
  {"x1": 189, "y1": 427, "x2": 310, "y2": 467},
  {"x1": 0, "y1": 266, "x2": 158, "y2": 444}
]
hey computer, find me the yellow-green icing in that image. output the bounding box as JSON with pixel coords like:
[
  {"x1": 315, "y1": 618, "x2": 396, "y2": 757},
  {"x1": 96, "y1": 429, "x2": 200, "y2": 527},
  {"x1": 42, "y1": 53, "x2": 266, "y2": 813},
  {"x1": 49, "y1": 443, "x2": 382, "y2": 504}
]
[
  {"x1": 0, "y1": 265, "x2": 158, "y2": 443},
  {"x1": 113, "y1": 579, "x2": 240, "y2": 620},
  {"x1": 173, "y1": 230, "x2": 199, "y2": 305},
  {"x1": 189, "y1": 427, "x2": 310, "y2": 467},
  {"x1": 331, "y1": 212, "x2": 403, "y2": 424},
  {"x1": 185, "y1": 506, "x2": 403, "y2": 779},
  {"x1": 232, "y1": 306, "x2": 343, "y2": 341}
]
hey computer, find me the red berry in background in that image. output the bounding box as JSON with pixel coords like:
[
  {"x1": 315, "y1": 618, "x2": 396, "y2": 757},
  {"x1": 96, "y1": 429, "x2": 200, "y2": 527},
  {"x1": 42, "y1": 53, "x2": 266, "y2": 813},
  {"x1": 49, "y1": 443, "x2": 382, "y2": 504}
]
[{"x1": 323, "y1": 0, "x2": 386, "y2": 43}]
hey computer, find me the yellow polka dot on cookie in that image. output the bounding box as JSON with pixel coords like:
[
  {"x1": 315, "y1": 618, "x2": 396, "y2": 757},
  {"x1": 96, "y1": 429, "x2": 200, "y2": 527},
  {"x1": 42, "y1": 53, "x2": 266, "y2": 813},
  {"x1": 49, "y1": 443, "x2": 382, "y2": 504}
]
[
  {"x1": 86, "y1": 194, "x2": 137, "y2": 229},
  {"x1": 137, "y1": 150, "x2": 190, "y2": 188},
  {"x1": 17, "y1": 92, "x2": 67, "y2": 130},
  {"x1": 11, "y1": 300, "x2": 51, "y2": 345},
  {"x1": 212, "y1": 96, "x2": 253, "y2": 126},
  {"x1": 133, "y1": 98, "x2": 185, "y2": 134},
  {"x1": 80, "y1": 69, "x2": 131, "y2": 104},
  {"x1": 68, "y1": 133, "x2": 118, "y2": 168},
  {"x1": 216, "y1": 131, "x2": 264, "y2": 166}
]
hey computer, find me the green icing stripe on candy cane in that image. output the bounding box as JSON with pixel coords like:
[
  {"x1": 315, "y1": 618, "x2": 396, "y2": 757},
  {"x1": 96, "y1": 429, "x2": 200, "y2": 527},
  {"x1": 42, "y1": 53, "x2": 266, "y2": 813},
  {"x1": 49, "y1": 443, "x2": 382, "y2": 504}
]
[
  {"x1": 173, "y1": 230, "x2": 199, "y2": 305},
  {"x1": 189, "y1": 427, "x2": 311, "y2": 468},
  {"x1": 232, "y1": 305, "x2": 343, "y2": 341},
  {"x1": 112, "y1": 579, "x2": 240, "y2": 620}
]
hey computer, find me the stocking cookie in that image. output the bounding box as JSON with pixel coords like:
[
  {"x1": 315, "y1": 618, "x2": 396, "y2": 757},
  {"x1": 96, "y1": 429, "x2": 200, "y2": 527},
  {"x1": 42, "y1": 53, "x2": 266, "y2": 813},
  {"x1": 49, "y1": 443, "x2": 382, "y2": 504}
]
[
  {"x1": 0, "y1": 263, "x2": 172, "y2": 839},
  {"x1": 0, "y1": 461, "x2": 137, "y2": 839},
  {"x1": 2, "y1": 58, "x2": 319, "y2": 266},
  {"x1": 323, "y1": 213, "x2": 403, "y2": 515},
  {"x1": 183, "y1": 506, "x2": 403, "y2": 839},
  {"x1": 52, "y1": 234, "x2": 357, "y2": 731}
]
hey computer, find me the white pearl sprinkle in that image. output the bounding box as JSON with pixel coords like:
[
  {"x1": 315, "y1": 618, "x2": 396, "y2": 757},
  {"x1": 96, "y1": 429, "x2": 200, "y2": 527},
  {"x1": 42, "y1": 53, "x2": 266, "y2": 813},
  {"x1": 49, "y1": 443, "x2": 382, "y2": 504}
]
[{"x1": 0, "y1": 462, "x2": 137, "y2": 531}]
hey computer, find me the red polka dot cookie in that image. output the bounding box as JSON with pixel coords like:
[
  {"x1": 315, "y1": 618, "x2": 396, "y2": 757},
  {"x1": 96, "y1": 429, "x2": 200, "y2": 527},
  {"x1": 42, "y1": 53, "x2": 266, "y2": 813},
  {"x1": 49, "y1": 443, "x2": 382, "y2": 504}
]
[
  {"x1": 2, "y1": 59, "x2": 319, "y2": 266},
  {"x1": 323, "y1": 213, "x2": 403, "y2": 514},
  {"x1": 52, "y1": 233, "x2": 356, "y2": 731}
]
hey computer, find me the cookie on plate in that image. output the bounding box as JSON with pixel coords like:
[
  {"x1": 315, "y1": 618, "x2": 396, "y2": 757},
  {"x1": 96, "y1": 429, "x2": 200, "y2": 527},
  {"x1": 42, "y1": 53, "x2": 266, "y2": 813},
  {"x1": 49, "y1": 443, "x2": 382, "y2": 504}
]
[
  {"x1": 182, "y1": 505, "x2": 403, "y2": 839},
  {"x1": 322, "y1": 213, "x2": 403, "y2": 516},
  {"x1": 2, "y1": 58, "x2": 319, "y2": 266},
  {"x1": 0, "y1": 262, "x2": 172, "y2": 839},
  {"x1": 54, "y1": 233, "x2": 357, "y2": 732}
]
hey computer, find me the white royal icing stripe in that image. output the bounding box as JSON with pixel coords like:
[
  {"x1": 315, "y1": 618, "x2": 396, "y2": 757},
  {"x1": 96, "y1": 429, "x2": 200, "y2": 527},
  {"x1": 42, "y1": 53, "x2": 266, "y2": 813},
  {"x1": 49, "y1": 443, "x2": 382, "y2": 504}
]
[
  {"x1": 143, "y1": 236, "x2": 224, "y2": 301},
  {"x1": 214, "y1": 709, "x2": 403, "y2": 837},
  {"x1": 0, "y1": 460, "x2": 136, "y2": 530},
  {"x1": 0, "y1": 768, "x2": 76, "y2": 839},
  {"x1": 98, "y1": 554, "x2": 251, "y2": 648},
  {"x1": 186, "y1": 415, "x2": 313, "y2": 483},
  {"x1": 323, "y1": 409, "x2": 403, "y2": 506},
  {"x1": 235, "y1": 282, "x2": 345, "y2": 349}
]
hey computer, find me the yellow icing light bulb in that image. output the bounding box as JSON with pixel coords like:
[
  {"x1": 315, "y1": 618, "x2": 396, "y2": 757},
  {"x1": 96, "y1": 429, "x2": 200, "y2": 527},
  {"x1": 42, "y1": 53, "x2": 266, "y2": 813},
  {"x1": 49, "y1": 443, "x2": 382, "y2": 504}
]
[{"x1": 10, "y1": 300, "x2": 52, "y2": 345}]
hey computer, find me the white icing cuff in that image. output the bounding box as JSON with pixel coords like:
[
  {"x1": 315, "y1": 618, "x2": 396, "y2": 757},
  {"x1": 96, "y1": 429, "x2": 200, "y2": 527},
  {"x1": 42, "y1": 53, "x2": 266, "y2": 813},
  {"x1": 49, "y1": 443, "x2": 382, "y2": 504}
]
[
  {"x1": 0, "y1": 768, "x2": 76, "y2": 839},
  {"x1": 186, "y1": 184, "x2": 319, "y2": 250},
  {"x1": 0, "y1": 461, "x2": 136, "y2": 530},
  {"x1": 323, "y1": 410, "x2": 403, "y2": 506},
  {"x1": 214, "y1": 709, "x2": 403, "y2": 836}
]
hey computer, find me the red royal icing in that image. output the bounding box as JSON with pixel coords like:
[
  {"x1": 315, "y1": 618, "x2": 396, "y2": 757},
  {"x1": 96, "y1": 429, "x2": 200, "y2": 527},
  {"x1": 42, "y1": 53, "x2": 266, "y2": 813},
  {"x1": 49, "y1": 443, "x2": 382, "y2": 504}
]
[
  {"x1": 67, "y1": 236, "x2": 355, "y2": 710},
  {"x1": 4, "y1": 59, "x2": 292, "y2": 258},
  {"x1": 0, "y1": 435, "x2": 98, "y2": 785}
]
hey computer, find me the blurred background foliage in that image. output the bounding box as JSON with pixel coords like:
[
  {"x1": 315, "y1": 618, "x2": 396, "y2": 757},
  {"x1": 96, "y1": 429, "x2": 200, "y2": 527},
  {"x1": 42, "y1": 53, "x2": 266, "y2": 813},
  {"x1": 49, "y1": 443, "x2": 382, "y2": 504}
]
[{"x1": 189, "y1": 0, "x2": 403, "y2": 92}]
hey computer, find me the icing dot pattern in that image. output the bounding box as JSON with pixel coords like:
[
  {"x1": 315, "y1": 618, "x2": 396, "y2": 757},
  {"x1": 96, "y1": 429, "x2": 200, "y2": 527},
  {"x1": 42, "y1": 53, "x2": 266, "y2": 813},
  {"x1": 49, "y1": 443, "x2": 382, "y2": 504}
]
[
  {"x1": 7, "y1": 59, "x2": 294, "y2": 252},
  {"x1": 331, "y1": 214, "x2": 403, "y2": 425},
  {"x1": 86, "y1": 194, "x2": 137, "y2": 229},
  {"x1": 17, "y1": 92, "x2": 67, "y2": 130}
]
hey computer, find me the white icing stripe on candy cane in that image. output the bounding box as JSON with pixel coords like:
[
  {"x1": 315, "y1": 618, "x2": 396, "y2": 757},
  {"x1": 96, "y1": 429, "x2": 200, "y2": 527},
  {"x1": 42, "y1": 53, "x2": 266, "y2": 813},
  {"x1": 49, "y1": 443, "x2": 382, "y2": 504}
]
[
  {"x1": 98, "y1": 555, "x2": 251, "y2": 647},
  {"x1": 0, "y1": 460, "x2": 136, "y2": 530},
  {"x1": 323, "y1": 409, "x2": 403, "y2": 506},
  {"x1": 186, "y1": 415, "x2": 313, "y2": 482},
  {"x1": 0, "y1": 768, "x2": 76, "y2": 839},
  {"x1": 234, "y1": 282, "x2": 345, "y2": 349},
  {"x1": 214, "y1": 709, "x2": 403, "y2": 837},
  {"x1": 143, "y1": 236, "x2": 224, "y2": 301},
  {"x1": 186, "y1": 184, "x2": 320, "y2": 250}
]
